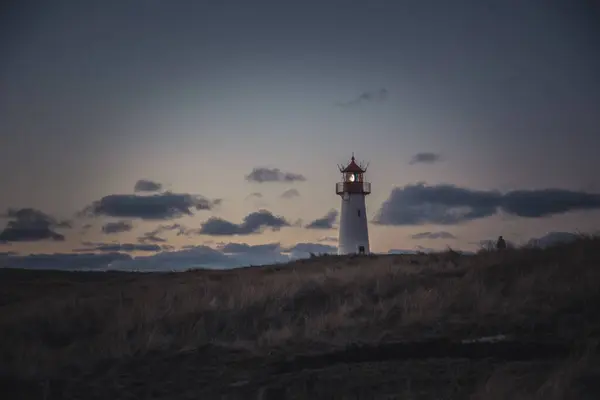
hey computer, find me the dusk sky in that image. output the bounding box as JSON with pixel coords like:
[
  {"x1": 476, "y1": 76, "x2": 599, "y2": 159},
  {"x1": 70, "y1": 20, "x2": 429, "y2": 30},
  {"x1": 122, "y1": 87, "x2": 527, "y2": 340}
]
[{"x1": 1, "y1": 0, "x2": 599, "y2": 270}]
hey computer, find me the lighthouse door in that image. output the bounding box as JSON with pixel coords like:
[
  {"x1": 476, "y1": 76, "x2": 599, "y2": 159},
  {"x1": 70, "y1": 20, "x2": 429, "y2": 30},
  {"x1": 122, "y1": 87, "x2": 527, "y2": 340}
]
[{"x1": 358, "y1": 245, "x2": 365, "y2": 254}]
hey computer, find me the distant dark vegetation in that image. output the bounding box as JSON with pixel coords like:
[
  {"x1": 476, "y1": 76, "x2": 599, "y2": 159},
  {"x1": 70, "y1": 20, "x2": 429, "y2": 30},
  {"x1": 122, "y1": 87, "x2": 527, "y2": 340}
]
[{"x1": 1, "y1": 235, "x2": 600, "y2": 399}]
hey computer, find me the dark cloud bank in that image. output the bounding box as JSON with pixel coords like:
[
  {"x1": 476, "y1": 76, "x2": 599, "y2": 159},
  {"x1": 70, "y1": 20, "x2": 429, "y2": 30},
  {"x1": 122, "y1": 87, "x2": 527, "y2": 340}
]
[
  {"x1": 76, "y1": 242, "x2": 164, "y2": 253},
  {"x1": 374, "y1": 183, "x2": 600, "y2": 226},
  {"x1": 0, "y1": 252, "x2": 132, "y2": 271},
  {"x1": 0, "y1": 242, "x2": 338, "y2": 272},
  {"x1": 80, "y1": 192, "x2": 218, "y2": 220}
]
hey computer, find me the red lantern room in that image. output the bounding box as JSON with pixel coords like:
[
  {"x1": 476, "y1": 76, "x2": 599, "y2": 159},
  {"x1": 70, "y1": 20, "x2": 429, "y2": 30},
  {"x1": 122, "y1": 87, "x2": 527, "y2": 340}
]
[{"x1": 336, "y1": 153, "x2": 371, "y2": 196}]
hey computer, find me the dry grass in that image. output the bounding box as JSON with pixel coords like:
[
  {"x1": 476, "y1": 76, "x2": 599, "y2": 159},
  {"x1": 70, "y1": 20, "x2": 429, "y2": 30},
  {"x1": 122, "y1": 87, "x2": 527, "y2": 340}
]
[{"x1": 1, "y1": 235, "x2": 600, "y2": 398}]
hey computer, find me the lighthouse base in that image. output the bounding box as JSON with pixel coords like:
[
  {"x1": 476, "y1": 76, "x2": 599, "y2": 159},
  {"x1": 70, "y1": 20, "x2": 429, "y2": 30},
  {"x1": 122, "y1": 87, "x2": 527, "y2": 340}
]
[{"x1": 338, "y1": 193, "x2": 370, "y2": 255}]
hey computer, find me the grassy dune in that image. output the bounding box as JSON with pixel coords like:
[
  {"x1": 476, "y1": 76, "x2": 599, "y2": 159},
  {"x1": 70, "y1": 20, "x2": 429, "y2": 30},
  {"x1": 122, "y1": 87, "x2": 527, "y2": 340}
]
[{"x1": 1, "y1": 236, "x2": 600, "y2": 399}]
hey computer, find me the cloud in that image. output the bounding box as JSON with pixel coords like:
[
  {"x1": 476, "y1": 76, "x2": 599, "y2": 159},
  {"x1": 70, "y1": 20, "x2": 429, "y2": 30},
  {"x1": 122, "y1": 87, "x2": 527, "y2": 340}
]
[
  {"x1": 409, "y1": 152, "x2": 442, "y2": 165},
  {"x1": 137, "y1": 233, "x2": 167, "y2": 243},
  {"x1": 388, "y1": 245, "x2": 474, "y2": 255},
  {"x1": 80, "y1": 192, "x2": 215, "y2": 220},
  {"x1": 284, "y1": 242, "x2": 337, "y2": 257},
  {"x1": 162, "y1": 223, "x2": 187, "y2": 235},
  {"x1": 0, "y1": 208, "x2": 69, "y2": 242},
  {"x1": 218, "y1": 242, "x2": 281, "y2": 254},
  {"x1": 410, "y1": 231, "x2": 456, "y2": 240},
  {"x1": 501, "y1": 189, "x2": 600, "y2": 218},
  {"x1": 213, "y1": 242, "x2": 290, "y2": 265},
  {"x1": 245, "y1": 192, "x2": 269, "y2": 208},
  {"x1": 138, "y1": 223, "x2": 187, "y2": 243},
  {"x1": 318, "y1": 236, "x2": 338, "y2": 243},
  {"x1": 159, "y1": 224, "x2": 185, "y2": 234},
  {"x1": 116, "y1": 246, "x2": 233, "y2": 271},
  {"x1": 76, "y1": 242, "x2": 162, "y2": 252},
  {"x1": 196, "y1": 210, "x2": 291, "y2": 236},
  {"x1": 337, "y1": 88, "x2": 389, "y2": 107},
  {"x1": 101, "y1": 221, "x2": 133, "y2": 234},
  {"x1": 113, "y1": 242, "x2": 295, "y2": 271},
  {"x1": 305, "y1": 210, "x2": 338, "y2": 229},
  {"x1": 245, "y1": 168, "x2": 306, "y2": 183},
  {"x1": 0, "y1": 252, "x2": 132, "y2": 271},
  {"x1": 134, "y1": 179, "x2": 163, "y2": 192},
  {"x1": 281, "y1": 189, "x2": 300, "y2": 199},
  {"x1": 112, "y1": 243, "x2": 292, "y2": 271},
  {"x1": 374, "y1": 183, "x2": 600, "y2": 226},
  {"x1": 1, "y1": 240, "x2": 342, "y2": 271},
  {"x1": 525, "y1": 232, "x2": 580, "y2": 248}
]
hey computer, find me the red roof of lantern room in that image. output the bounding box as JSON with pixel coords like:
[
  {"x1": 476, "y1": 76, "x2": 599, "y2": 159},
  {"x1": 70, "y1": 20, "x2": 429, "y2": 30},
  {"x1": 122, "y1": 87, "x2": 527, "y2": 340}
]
[{"x1": 339, "y1": 154, "x2": 366, "y2": 173}]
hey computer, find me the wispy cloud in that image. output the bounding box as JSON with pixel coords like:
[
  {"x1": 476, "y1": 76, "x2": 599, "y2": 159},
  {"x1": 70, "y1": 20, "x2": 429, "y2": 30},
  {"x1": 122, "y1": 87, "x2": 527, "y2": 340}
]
[
  {"x1": 281, "y1": 188, "x2": 300, "y2": 199},
  {"x1": 410, "y1": 231, "x2": 456, "y2": 240},
  {"x1": 101, "y1": 221, "x2": 133, "y2": 234},
  {"x1": 138, "y1": 223, "x2": 186, "y2": 243},
  {"x1": 318, "y1": 236, "x2": 338, "y2": 243},
  {"x1": 245, "y1": 192, "x2": 263, "y2": 199},
  {"x1": 245, "y1": 167, "x2": 306, "y2": 183},
  {"x1": 409, "y1": 152, "x2": 442, "y2": 165},
  {"x1": 337, "y1": 88, "x2": 389, "y2": 108},
  {"x1": 134, "y1": 179, "x2": 163, "y2": 193}
]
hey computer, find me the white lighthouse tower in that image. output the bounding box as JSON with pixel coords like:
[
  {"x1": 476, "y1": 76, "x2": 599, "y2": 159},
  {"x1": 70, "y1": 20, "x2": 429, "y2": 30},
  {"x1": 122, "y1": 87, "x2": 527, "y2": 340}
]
[{"x1": 336, "y1": 153, "x2": 371, "y2": 255}]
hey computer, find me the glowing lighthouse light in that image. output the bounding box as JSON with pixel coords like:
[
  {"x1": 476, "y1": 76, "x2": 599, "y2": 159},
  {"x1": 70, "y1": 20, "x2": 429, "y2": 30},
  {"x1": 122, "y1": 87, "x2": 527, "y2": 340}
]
[{"x1": 336, "y1": 153, "x2": 371, "y2": 255}]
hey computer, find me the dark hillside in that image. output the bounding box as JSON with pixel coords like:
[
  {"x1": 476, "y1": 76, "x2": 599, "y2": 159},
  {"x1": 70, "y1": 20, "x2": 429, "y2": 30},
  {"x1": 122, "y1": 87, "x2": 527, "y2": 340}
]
[{"x1": 2, "y1": 237, "x2": 600, "y2": 399}]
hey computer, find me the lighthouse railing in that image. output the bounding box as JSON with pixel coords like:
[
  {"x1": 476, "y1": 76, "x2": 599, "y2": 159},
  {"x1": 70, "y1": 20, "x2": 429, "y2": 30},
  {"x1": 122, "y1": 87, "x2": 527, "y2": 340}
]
[{"x1": 336, "y1": 181, "x2": 371, "y2": 195}]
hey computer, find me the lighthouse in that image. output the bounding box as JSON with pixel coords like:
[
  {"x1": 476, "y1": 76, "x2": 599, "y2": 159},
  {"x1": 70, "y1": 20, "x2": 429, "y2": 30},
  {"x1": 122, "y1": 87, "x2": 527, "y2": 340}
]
[{"x1": 336, "y1": 153, "x2": 371, "y2": 255}]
